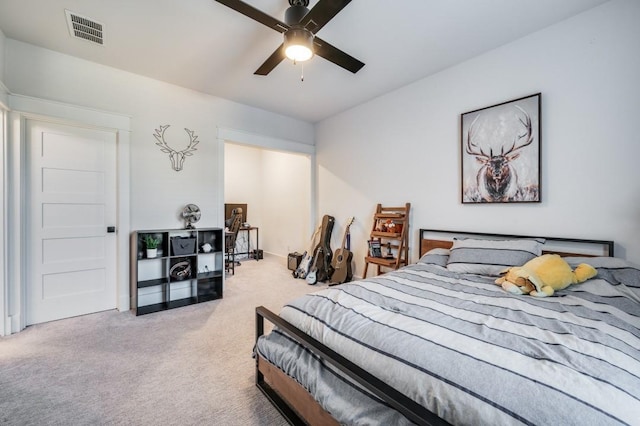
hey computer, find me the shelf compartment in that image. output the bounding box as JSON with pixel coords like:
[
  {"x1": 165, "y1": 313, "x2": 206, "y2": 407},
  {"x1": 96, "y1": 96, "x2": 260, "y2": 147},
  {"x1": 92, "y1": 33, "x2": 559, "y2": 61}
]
[
  {"x1": 168, "y1": 297, "x2": 198, "y2": 310},
  {"x1": 197, "y1": 271, "x2": 223, "y2": 280},
  {"x1": 136, "y1": 232, "x2": 168, "y2": 259},
  {"x1": 170, "y1": 235, "x2": 197, "y2": 256},
  {"x1": 374, "y1": 213, "x2": 406, "y2": 219},
  {"x1": 198, "y1": 293, "x2": 220, "y2": 303},
  {"x1": 198, "y1": 230, "x2": 223, "y2": 253},
  {"x1": 136, "y1": 302, "x2": 168, "y2": 316},
  {"x1": 169, "y1": 256, "x2": 197, "y2": 282},
  {"x1": 371, "y1": 231, "x2": 402, "y2": 238},
  {"x1": 365, "y1": 256, "x2": 403, "y2": 267},
  {"x1": 137, "y1": 257, "x2": 168, "y2": 283},
  {"x1": 197, "y1": 279, "x2": 222, "y2": 300},
  {"x1": 139, "y1": 255, "x2": 168, "y2": 261},
  {"x1": 137, "y1": 277, "x2": 168, "y2": 288}
]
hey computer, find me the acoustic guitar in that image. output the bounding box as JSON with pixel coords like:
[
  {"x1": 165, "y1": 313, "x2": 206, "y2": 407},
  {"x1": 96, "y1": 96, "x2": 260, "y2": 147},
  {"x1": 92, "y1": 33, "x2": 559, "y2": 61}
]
[
  {"x1": 294, "y1": 226, "x2": 321, "y2": 279},
  {"x1": 306, "y1": 215, "x2": 335, "y2": 285},
  {"x1": 330, "y1": 217, "x2": 355, "y2": 285}
]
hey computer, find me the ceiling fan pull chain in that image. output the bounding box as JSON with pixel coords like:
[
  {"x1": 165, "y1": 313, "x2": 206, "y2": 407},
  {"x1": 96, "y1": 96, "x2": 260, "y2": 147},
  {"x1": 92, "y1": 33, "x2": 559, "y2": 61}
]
[{"x1": 301, "y1": 62, "x2": 304, "y2": 82}]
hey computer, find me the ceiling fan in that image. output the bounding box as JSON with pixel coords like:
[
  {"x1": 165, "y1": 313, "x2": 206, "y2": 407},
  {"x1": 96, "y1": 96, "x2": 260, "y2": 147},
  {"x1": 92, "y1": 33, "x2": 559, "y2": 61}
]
[{"x1": 214, "y1": 0, "x2": 365, "y2": 76}]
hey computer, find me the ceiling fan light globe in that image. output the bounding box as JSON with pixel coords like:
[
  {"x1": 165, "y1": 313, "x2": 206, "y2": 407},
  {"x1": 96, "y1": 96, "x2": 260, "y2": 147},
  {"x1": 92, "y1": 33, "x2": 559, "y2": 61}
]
[
  {"x1": 285, "y1": 45, "x2": 313, "y2": 62},
  {"x1": 284, "y1": 28, "x2": 314, "y2": 62}
]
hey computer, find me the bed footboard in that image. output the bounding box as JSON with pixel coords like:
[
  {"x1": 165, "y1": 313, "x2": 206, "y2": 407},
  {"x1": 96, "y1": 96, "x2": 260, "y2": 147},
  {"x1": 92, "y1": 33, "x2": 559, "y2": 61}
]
[
  {"x1": 257, "y1": 354, "x2": 339, "y2": 426},
  {"x1": 255, "y1": 306, "x2": 449, "y2": 426}
]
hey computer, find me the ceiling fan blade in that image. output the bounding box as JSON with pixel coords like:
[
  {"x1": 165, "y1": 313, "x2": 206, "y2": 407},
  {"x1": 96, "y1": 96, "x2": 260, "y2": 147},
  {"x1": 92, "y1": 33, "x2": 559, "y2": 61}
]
[
  {"x1": 313, "y1": 36, "x2": 364, "y2": 74},
  {"x1": 214, "y1": 0, "x2": 289, "y2": 33},
  {"x1": 300, "y1": 0, "x2": 352, "y2": 33},
  {"x1": 254, "y1": 44, "x2": 286, "y2": 75}
]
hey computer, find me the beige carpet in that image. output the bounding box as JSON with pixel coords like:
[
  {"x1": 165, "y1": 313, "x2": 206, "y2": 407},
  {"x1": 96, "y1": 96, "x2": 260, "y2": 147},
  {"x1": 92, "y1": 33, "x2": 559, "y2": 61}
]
[{"x1": 0, "y1": 254, "x2": 328, "y2": 425}]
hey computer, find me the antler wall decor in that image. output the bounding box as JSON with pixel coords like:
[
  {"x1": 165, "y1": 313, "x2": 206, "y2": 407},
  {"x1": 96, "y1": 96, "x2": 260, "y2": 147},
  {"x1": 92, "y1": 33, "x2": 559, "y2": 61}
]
[{"x1": 153, "y1": 125, "x2": 200, "y2": 171}]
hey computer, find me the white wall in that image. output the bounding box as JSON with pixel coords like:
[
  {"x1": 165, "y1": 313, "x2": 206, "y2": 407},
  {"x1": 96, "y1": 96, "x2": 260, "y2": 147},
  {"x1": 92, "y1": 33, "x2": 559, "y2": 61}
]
[
  {"x1": 0, "y1": 28, "x2": 7, "y2": 107},
  {"x1": 0, "y1": 27, "x2": 5, "y2": 83},
  {"x1": 225, "y1": 143, "x2": 311, "y2": 257},
  {"x1": 0, "y1": 29, "x2": 8, "y2": 334},
  {"x1": 225, "y1": 143, "x2": 264, "y2": 257},
  {"x1": 1, "y1": 38, "x2": 315, "y2": 333},
  {"x1": 225, "y1": 143, "x2": 264, "y2": 225},
  {"x1": 4, "y1": 39, "x2": 315, "y2": 230},
  {"x1": 261, "y1": 149, "x2": 311, "y2": 256},
  {"x1": 316, "y1": 0, "x2": 640, "y2": 275}
]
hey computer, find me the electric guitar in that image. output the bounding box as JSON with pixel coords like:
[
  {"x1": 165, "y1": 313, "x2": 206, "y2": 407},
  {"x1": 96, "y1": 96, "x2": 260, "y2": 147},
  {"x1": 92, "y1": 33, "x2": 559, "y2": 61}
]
[
  {"x1": 294, "y1": 226, "x2": 321, "y2": 279},
  {"x1": 306, "y1": 215, "x2": 335, "y2": 285},
  {"x1": 329, "y1": 217, "x2": 355, "y2": 285}
]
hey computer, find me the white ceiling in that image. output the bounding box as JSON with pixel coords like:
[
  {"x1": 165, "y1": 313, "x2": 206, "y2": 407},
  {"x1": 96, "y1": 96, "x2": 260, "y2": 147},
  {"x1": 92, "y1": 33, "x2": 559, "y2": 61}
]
[{"x1": 0, "y1": 0, "x2": 609, "y2": 122}]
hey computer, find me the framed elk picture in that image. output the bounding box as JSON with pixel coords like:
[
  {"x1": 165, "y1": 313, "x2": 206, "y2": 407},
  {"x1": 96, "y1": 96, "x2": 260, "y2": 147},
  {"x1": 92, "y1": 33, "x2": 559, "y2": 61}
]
[{"x1": 461, "y1": 93, "x2": 541, "y2": 203}]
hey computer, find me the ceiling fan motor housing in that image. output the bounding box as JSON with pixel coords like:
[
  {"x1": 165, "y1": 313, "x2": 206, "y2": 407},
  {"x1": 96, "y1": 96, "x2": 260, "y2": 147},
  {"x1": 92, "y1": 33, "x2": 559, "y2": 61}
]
[{"x1": 285, "y1": 4, "x2": 309, "y2": 26}]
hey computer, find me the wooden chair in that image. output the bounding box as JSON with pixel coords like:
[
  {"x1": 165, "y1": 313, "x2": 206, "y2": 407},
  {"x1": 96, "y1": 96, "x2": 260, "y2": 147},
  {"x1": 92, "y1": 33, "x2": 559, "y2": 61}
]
[{"x1": 225, "y1": 208, "x2": 243, "y2": 275}]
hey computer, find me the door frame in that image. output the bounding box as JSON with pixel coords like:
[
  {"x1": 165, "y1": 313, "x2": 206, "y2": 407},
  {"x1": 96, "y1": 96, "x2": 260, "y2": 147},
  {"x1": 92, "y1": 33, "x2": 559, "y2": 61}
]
[
  {"x1": 0, "y1": 97, "x2": 8, "y2": 336},
  {"x1": 216, "y1": 127, "x2": 317, "y2": 238},
  {"x1": 3, "y1": 94, "x2": 130, "y2": 335}
]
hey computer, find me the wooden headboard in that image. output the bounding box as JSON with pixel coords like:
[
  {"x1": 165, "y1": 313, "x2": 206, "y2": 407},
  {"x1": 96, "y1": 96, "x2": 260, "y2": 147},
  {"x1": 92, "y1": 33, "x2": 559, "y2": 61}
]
[{"x1": 419, "y1": 229, "x2": 614, "y2": 258}]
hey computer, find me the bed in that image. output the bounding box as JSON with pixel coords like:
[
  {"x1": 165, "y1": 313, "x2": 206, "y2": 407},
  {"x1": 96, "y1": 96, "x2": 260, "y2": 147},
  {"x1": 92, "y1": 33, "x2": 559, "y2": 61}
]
[{"x1": 254, "y1": 229, "x2": 640, "y2": 425}]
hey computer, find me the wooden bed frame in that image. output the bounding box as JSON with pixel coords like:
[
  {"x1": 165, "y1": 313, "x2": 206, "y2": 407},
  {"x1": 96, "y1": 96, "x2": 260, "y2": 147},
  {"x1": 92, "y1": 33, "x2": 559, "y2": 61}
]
[{"x1": 256, "y1": 229, "x2": 614, "y2": 426}]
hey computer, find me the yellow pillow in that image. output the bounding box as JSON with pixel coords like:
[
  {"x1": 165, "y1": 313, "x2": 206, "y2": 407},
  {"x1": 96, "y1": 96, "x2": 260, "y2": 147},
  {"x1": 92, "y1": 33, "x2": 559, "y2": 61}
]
[{"x1": 495, "y1": 254, "x2": 597, "y2": 297}]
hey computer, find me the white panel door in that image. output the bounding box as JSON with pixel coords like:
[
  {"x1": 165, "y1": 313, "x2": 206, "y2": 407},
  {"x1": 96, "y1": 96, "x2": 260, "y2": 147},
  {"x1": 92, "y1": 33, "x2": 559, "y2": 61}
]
[{"x1": 27, "y1": 120, "x2": 117, "y2": 325}]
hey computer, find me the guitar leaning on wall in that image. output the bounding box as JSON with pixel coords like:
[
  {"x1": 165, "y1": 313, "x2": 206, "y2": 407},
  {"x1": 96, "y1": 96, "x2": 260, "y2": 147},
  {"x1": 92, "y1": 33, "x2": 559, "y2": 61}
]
[
  {"x1": 329, "y1": 217, "x2": 355, "y2": 285},
  {"x1": 306, "y1": 215, "x2": 335, "y2": 285},
  {"x1": 293, "y1": 226, "x2": 321, "y2": 279}
]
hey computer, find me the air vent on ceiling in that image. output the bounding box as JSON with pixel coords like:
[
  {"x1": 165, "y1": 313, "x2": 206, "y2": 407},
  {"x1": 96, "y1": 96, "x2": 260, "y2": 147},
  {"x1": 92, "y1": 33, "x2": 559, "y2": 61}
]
[{"x1": 65, "y1": 10, "x2": 104, "y2": 45}]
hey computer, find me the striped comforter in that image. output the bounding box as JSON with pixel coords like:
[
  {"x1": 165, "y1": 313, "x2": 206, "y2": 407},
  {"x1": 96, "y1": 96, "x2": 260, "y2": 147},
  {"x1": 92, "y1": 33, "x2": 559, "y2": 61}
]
[{"x1": 256, "y1": 258, "x2": 640, "y2": 425}]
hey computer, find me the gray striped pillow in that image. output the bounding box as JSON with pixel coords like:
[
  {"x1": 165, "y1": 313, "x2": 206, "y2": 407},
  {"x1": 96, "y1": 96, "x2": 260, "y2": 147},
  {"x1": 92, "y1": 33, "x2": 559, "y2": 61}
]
[
  {"x1": 446, "y1": 238, "x2": 543, "y2": 276},
  {"x1": 418, "y1": 248, "x2": 450, "y2": 267}
]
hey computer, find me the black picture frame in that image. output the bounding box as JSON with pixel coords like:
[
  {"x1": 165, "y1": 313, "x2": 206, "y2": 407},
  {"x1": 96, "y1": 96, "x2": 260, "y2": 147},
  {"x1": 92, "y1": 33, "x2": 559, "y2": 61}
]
[{"x1": 460, "y1": 93, "x2": 541, "y2": 204}]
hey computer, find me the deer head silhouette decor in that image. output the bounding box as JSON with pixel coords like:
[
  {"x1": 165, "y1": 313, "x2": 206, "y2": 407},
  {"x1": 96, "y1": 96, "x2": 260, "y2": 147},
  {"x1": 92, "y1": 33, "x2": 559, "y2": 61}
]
[{"x1": 153, "y1": 125, "x2": 199, "y2": 171}]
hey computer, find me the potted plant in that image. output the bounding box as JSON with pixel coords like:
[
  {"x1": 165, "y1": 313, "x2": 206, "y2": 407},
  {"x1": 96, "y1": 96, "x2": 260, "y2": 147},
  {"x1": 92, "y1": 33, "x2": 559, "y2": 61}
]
[{"x1": 144, "y1": 235, "x2": 160, "y2": 258}]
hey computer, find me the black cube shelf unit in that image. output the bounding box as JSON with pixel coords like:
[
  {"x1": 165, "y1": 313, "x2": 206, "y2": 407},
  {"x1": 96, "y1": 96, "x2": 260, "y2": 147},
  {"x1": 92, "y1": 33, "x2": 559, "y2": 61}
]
[{"x1": 130, "y1": 227, "x2": 223, "y2": 316}]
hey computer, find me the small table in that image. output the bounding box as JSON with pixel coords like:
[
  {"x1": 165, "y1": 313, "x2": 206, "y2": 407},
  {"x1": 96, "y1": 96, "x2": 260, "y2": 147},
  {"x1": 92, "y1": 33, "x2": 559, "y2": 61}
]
[{"x1": 235, "y1": 226, "x2": 260, "y2": 260}]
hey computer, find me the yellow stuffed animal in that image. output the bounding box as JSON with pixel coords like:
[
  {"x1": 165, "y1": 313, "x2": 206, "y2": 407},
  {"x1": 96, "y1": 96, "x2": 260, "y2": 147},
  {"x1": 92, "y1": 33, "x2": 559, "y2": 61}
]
[{"x1": 495, "y1": 254, "x2": 597, "y2": 297}]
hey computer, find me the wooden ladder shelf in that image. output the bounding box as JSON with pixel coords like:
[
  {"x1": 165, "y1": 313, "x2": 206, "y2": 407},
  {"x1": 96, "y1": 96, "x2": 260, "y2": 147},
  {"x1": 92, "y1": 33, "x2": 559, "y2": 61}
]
[{"x1": 363, "y1": 203, "x2": 411, "y2": 278}]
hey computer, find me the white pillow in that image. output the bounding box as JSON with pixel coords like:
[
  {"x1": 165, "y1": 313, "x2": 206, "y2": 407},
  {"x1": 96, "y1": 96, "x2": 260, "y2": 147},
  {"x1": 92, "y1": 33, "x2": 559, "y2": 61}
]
[
  {"x1": 446, "y1": 238, "x2": 543, "y2": 276},
  {"x1": 418, "y1": 248, "x2": 450, "y2": 267}
]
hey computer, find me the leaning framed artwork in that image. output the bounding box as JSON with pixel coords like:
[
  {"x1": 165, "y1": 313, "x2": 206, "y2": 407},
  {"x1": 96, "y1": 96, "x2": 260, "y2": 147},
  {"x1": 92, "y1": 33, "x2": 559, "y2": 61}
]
[{"x1": 460, "y1": 93, "x2": 541, "y2": 203}]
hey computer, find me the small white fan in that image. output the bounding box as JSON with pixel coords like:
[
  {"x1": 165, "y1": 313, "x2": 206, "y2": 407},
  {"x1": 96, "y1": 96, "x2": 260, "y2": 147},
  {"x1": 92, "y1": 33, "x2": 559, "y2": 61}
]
[{"x1": 182, "y1": 204, "x2": 201, "y2": 229}]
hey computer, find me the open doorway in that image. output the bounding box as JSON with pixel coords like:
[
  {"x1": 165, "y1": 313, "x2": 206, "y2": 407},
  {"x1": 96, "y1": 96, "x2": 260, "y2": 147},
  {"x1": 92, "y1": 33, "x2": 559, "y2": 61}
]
[{"x1": 224, "y1": 142, "x2": 312, "y2": 259}]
